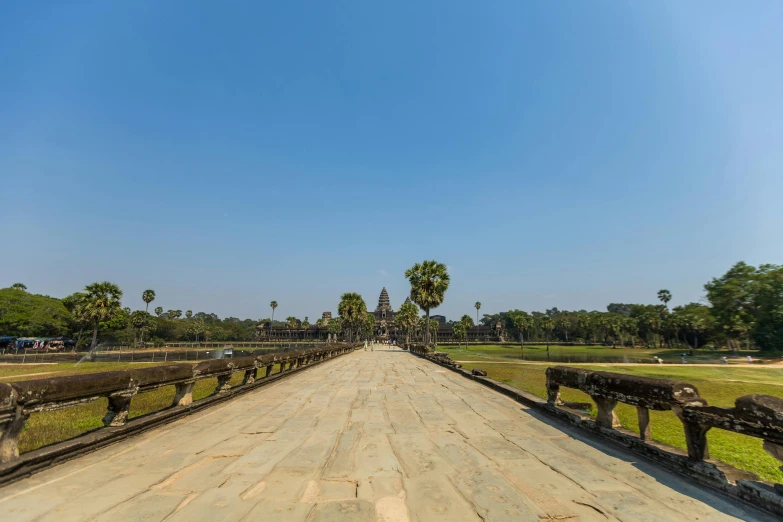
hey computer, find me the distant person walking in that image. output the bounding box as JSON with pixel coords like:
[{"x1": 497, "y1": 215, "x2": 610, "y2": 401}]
[{"x1": 364, "y1": 341, "x2": 367, "y2": 351}]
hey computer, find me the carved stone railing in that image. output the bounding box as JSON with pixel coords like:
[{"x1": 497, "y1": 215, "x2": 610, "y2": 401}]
[
  {"x1": 546, "y1": 366, "x2": 783, "y2": 496},
  {"x1": 683, "y1": 394, "x2": 783, "y2": 494},
  {"x1": 408, "y1": 345, "x2": 462, "y2": 369},
  {"x1": 0, "y1": 344, "x2": 357, "y2": 466}
]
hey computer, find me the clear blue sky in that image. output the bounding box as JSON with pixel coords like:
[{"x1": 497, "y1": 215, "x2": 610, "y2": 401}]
[{"x1": 2, "y1": 1, "x2": 782, "y2": 321}]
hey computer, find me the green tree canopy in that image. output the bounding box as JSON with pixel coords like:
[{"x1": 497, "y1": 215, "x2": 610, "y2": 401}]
[{"x1": 405, "y1": 260, "x2": 450, "y2": 348}]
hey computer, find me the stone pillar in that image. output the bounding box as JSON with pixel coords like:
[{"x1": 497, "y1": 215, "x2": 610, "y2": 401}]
[
  {"x1": 243, "y1": 369, "x2": 255, "y2": 385},
  {"x1": 673, "y1": 407, "x2": 710, "y2": 460},
  {"x1": 591, "y1": 396, "x2": 621, "y2": 429},
  {"x1": 636, "y1": 406, "x2": 651, "y2": 441},
  {"x1": 265, "y1": 364, "x2": 274, "y2": 377},
  {"x1": 103, "y1": 392, "x2": 135, "y2": 427},
  {"x1": 762, "y1": 441, "x2": 783, "y2": 495},
  {"x1": 172, "y1": 382, "x2": 195, "y2": 407},
  {"x1": 215, "y1": 374, "x2": 232, "y2": 394},
  {"x1": 546, "y1": 381, "x2": 562, "y2": 406},
  {"x1": 0, "y1": 410, "x2": 27, "y2": 464}
]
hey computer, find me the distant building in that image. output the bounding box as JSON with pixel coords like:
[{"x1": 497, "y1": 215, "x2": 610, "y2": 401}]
[{"x1": 430, "y1": 315, "x2": 447, "y2": 326}]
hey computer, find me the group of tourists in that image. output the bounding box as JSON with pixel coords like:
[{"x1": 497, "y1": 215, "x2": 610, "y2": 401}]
[{"x1": 363, "y1": 339, "x2": 396, "y2": 351}]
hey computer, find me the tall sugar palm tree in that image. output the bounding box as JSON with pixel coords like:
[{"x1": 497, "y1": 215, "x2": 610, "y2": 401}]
[
  {"x1": 540, "y1": 316, "x2": 554, "y2": 352},
  {"x1": 154, "y1": 306, "x2": 163, "y2": 317},
  {"x1": 513, "y1": 313, "x2": 532, "y2": 350},
  {"x1": 405, "y1": 260, "x2": 450, "y2": 348},
  {"x1": 142, "y1": 289, "x2": 155, "y2": 313},
  {"x1": 658, "y1": 289, "x2": 672, "y2": 308},
  {"x1": 302, "y1": 317, "x2": 310, "y2": 340},
  {"x1": 396, "y1": 301, "x2": 419, "y2": 346},
  {"x1": 453, "y1": 323, "x2": 467, "y2": 350},
  {"x1": 83, "y1": 282, "x2": 123, "y2": 350},
  {"x1": 460, "y1": 314, "x2": 474, "y2": 349},
  {"x1": 286, "y1": 316, "x2": 298, "y2": 340},
  {"x1": 185, "y1": 310, "x2": 193, "y2": 319},
  {"x1": 429, "y1": 319, "x2": 440, "y2": 346},
  {"x1": 474, "y1": 301, "x2": 481, "y2": 326},
  {"x1": 270, "y1": 301, "x2": 278, "y2": 323},
  {"x1": 558, "y1": 316, "x2": 572, "y2": 342},
  {"x1": 338, "y1": 292, "x2": 367, "y2": 342}
]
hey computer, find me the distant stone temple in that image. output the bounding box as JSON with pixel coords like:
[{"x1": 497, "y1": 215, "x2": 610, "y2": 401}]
[{"x1": 372, "y1": 287, "x2": 398, "y2": 338}]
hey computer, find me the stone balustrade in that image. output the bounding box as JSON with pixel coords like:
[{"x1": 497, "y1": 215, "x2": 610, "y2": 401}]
[
  {"x1": 546, "y1": 365, "x2": 783, "y2": 495},
  {"x1": 0, "y1": 344, "x2": 357, "y2": 466}
]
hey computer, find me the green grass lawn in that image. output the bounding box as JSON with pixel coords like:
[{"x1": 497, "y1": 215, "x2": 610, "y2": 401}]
[
  {"x1": 455, "y1": 359, "x2": 783, "y2": 483},
  {"x1": 438, "y1": 343, "x2": 778, "y2": 364},
  {"x1": 1, "y1": 361, "x2": 281, "y2": 454}
]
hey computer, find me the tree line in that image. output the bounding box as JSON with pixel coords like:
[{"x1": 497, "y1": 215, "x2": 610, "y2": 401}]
[{"x1": 1, "y1": 260, "x2": 780, "y2": 350}]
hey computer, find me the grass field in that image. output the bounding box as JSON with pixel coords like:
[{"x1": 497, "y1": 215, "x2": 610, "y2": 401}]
[
  {"x1": 452, "y1": 358, "x2": 783, "y2": 483},
  {"x1": 438, "y1": 343, "x2": 780, "y2": 365},
  {"x1": 0, "y1": 361, "x2": 280, "y2": 454}
]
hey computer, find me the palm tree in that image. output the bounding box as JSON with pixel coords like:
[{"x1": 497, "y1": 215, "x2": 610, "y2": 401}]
[
  {"x1": 460, "y1": 314, "x2": 474, "y2": 349},
  {"x1": 474, "y1": 301, "x2": 481, "y2": 327},
  {"x1": 540, "y1": 316, "x2": 554, "y2": 352},
  {"x1": 453, "y1": 323, "x2": 467, "y2": 350},
  {"x1": 302, "y1": 316, "x2": 310, "y2": 340},
  {"x1": 327, "y1": 318, "x2": 342, "y2": 343},
  {"x1": 512, "y1": 313, "x2": 532, "y2": 350},
  {"x1": 185, "y1": 310, "x2": 193, "y2": 319},
  {"x1": 396, "y1": 301, "x2": 419, "y2": 346},
  {"x1": 82, "y1": 282, "x2": 123, "y2": 350},
  {"x1": 558, "y1": 316, "x2": 572, "y2": 342},
  {"x1": 62, "y1": 292, "x2": 89, "y2": 349},
  {"x1": 430, "y1": 319, "x2": 440, "y2": 346},
  {"x1": 286, "y1": 316, "x2": 298, "y2": 340},
  {"x1": 270, "y1": 301, "x2": 278, "y2": 323},
  {"x1": 154, "y1": 306, "x2": 163, "y2": 317},
  {"x1": 130, "y1": 310, "x2": 149, "y2": 345},
  {"x1": 338, "y1": 293, "x2": 367, "y2": 342},
  {"x1": 658, "y1": 289, "x2": 672, "y2": 308},
  {"x1": 142, "y1": 289, "x2": 155, "y2": 313},
  {"x1": 167, "y1": 309, "x2": 176, "y2": 319},
  {"x1": 405, "y1": 260, "x2": 450, "y2": 348}
]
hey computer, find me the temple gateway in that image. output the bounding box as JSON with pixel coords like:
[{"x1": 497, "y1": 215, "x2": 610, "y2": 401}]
[{"x1": 371, "y1": 287, "x2": 409, "y2": 339}]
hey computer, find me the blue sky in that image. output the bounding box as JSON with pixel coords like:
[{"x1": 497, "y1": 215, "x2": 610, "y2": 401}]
[{"x1": 2, "y1": 1, "x2": 782, "y2": 321}]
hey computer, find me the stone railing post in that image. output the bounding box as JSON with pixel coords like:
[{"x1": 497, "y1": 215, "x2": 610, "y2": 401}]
[
  {"x1": 172, "y1": 382, "x2": 195, "y2": 407},
  {"x1": 637, "y1": 406, "x2": 652, "y2": 441},
  {"x1": 762, "y1": 441, "x2": 783, "y2": 494},
  {"x1": 103, "y1": 391, "x2": 136, "y2": 427},
  {"x1": 545, "y1": 380, "x2": 562, "y2": 406},
  {"x1": 673, "y1": 406, "x2": 710, "y2": 460},
  {"x1": 215, "y1": 374, "x2": 232, "y2": 394},
  {"x1": 243, "y1": 368, "x2": 255, "y2": 385},
  {"x1": 0, "y1": 413, "x2": 26, "y2": 463},
  {"x1": 591, "y1": 396, "x2": 621, "y2": 429},
  {"x1": 1, "y1": 383, "x2": 26, "y2": 463},
  {"x1": 265, "y1": 364, "x2": 274, "y2": 378}
]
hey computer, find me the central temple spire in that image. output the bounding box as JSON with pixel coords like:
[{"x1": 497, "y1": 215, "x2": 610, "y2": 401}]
[{"x1": 376, "y1": 287, "x2": 392, "y2": 312}]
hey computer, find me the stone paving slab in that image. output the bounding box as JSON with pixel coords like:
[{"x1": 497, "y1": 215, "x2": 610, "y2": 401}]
[{"x1": 0, "y1": 348, "x2": 775, "y2": 521}]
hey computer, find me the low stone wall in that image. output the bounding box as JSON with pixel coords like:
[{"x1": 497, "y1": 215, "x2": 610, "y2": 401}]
[
  {"x1": 0, "y1": 343, "x2": 359, "y2": 485},
  {"x1": 409, "y1": 349, "x2": 783, "y2": 518}
]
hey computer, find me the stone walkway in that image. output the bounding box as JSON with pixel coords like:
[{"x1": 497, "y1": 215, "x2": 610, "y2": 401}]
[{"x1": 0, "y1": 348, "x2": 772, "y2": 521}]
